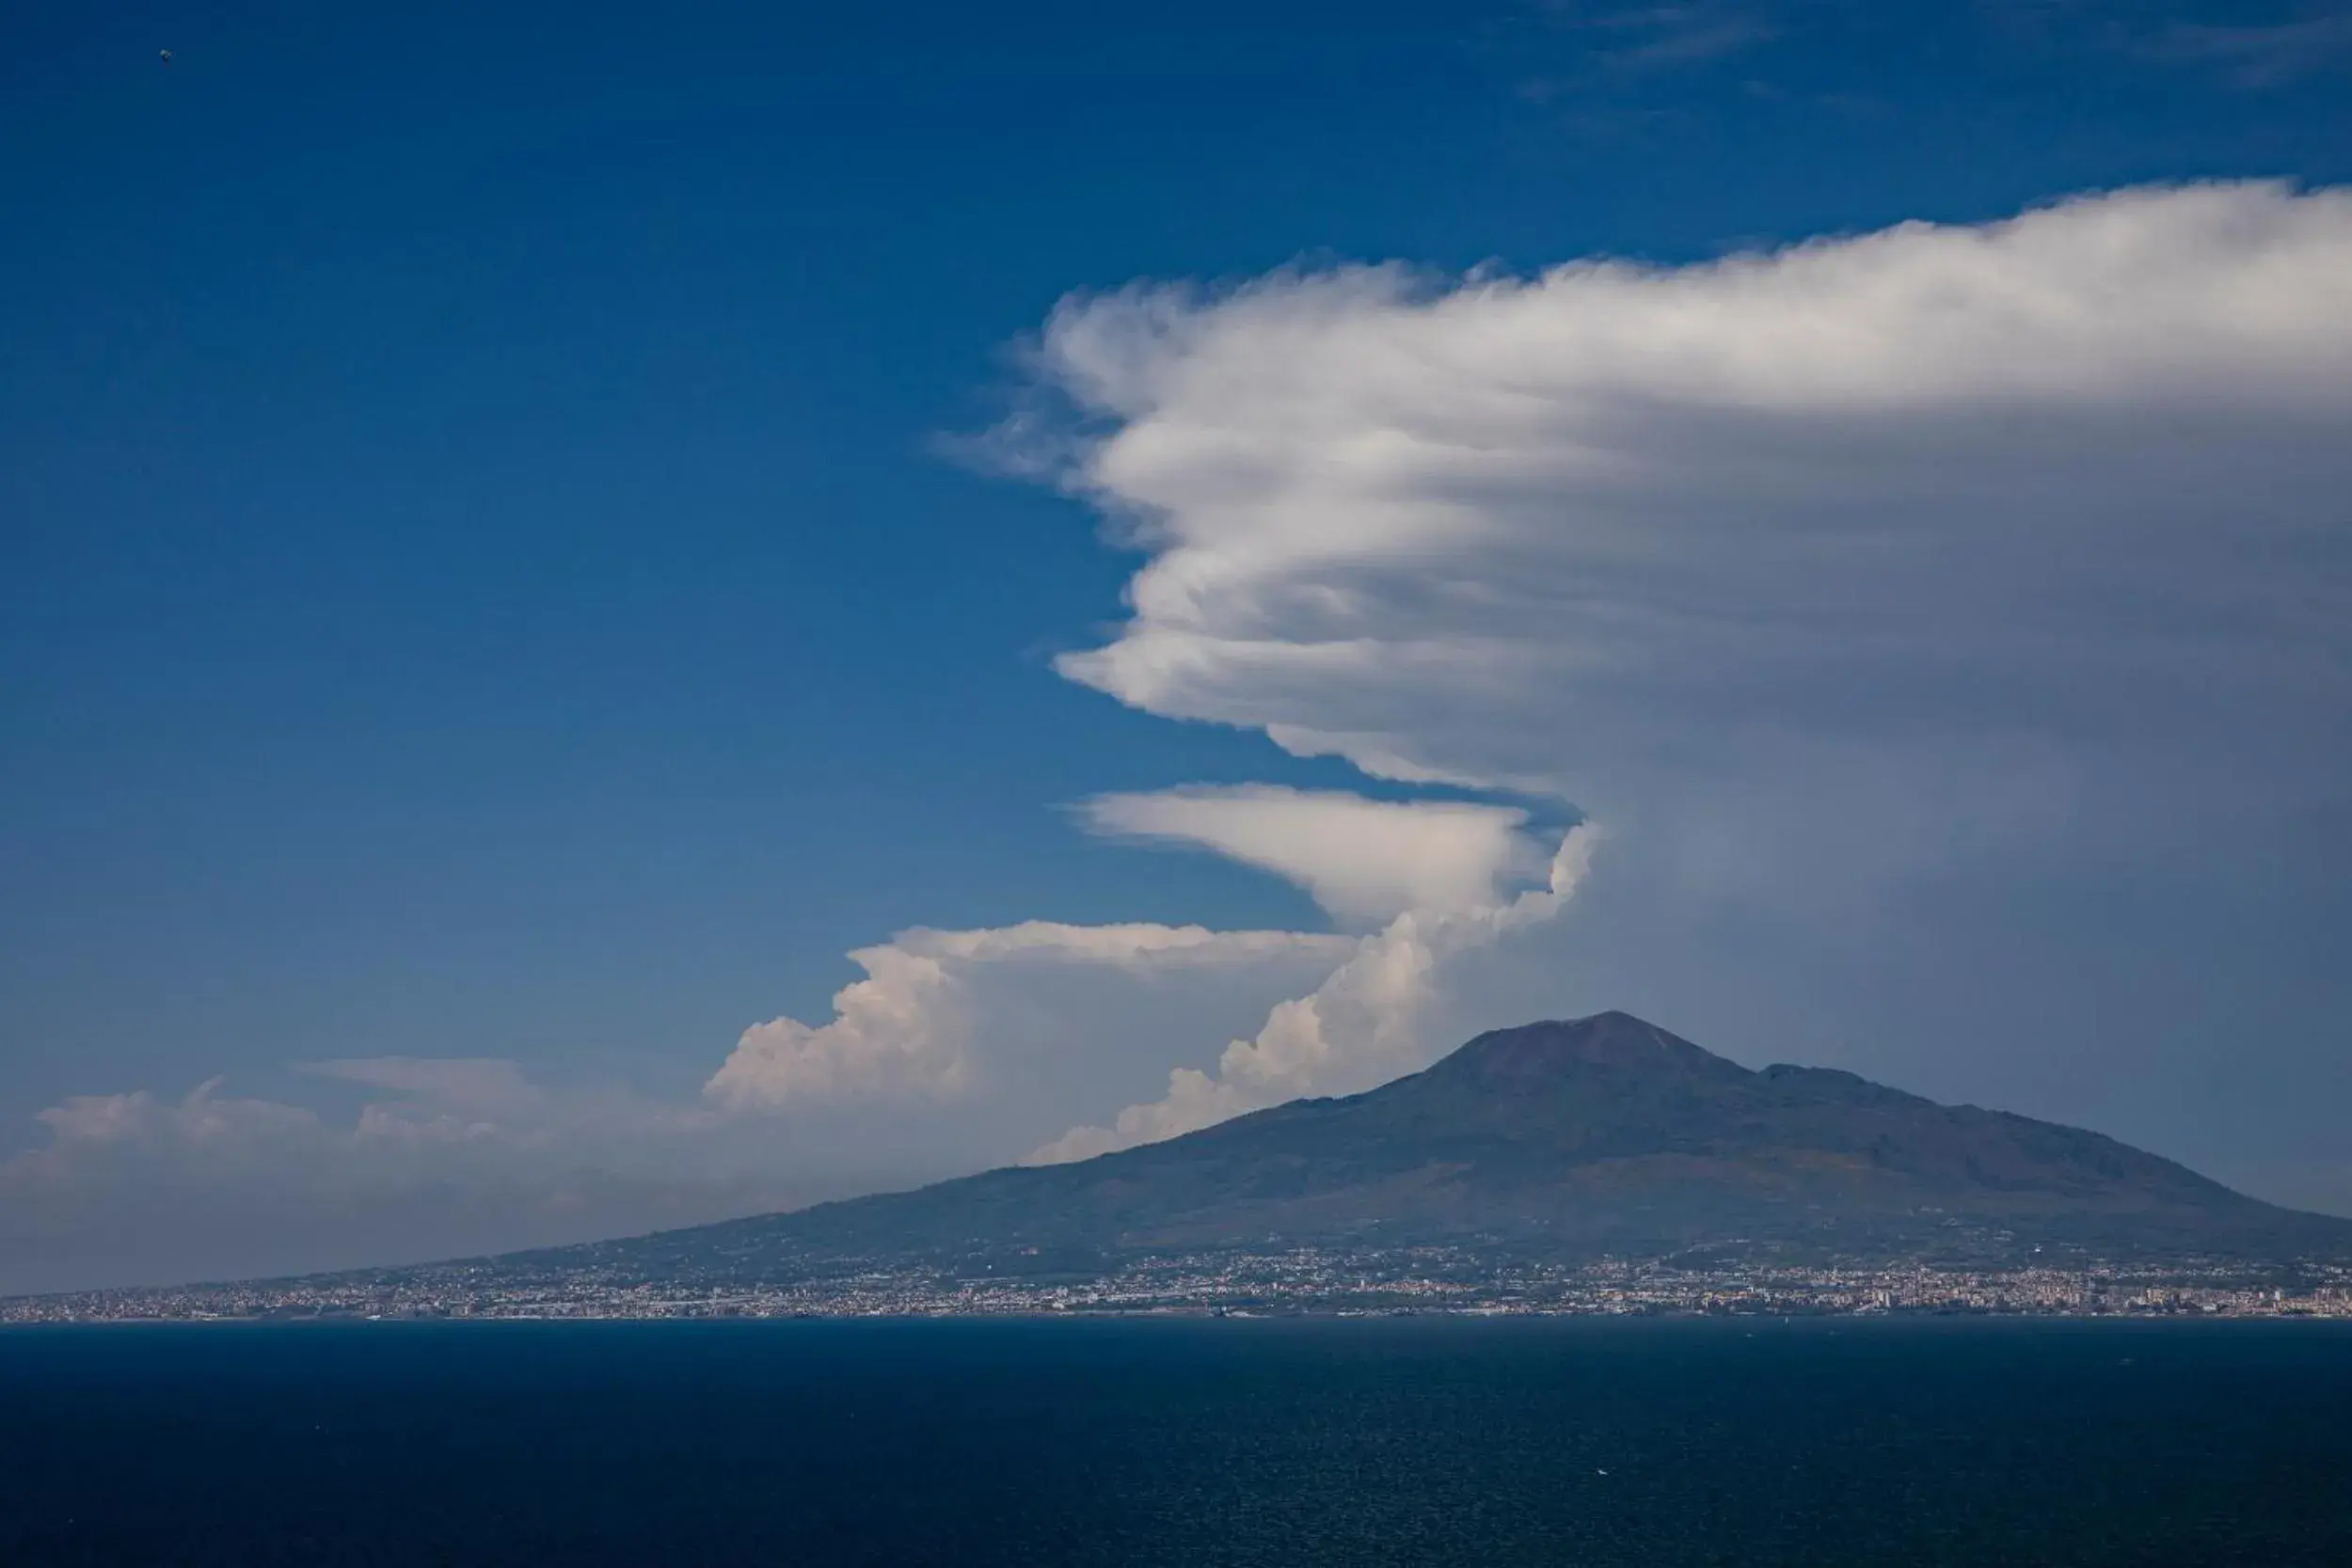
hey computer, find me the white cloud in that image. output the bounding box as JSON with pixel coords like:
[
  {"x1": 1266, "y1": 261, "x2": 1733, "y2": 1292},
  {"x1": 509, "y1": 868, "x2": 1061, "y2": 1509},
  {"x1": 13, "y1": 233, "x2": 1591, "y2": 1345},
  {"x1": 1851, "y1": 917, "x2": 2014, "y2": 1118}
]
[
  {"x1": 1, "y1": 925, "x2": 1359, "y2": 1292},
  {"x1": 5, "y1": 849, "x2": 1594, "y2": 1289},
  {"x1": 1010, "y1": 182, "x2": 2352, "y2": 1166},
  {"x1": 703, "y1": 921, "x2": 1353, "y2": 1109},
  {"x1": 704, "y1": 806, "x2": 1595, "y2": 1161},
  {"x1": 1026, "y1": 182, "x2": 2352, "y2": 898},
  {"x1": 29, "y1": 1080, "x2": 323, "y2": 1162},
  {"x1": 1078, "y1": 784, "x2": 1551, "y2": 926},
  {"x1": 11, "y1": 1062, "x2": 729, "y2": 1189},
  {"x1": 16, "y1": 182, "x2": 2352, "y2": 1291},
  {"x1": 0, "y1": 1069, "x2": 772, "y2": 1291},
  {"x1": 1031, "y1": 825, "x2": 1601, "y2": 1162}
]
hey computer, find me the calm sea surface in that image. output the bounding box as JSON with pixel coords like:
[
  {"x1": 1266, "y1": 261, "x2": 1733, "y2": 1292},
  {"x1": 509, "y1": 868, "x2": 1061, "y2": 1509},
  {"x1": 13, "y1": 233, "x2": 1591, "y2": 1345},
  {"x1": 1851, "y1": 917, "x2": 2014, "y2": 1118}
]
[{"x1": 3, "y1": 1318, "x2": 2348, "y2": 1566}]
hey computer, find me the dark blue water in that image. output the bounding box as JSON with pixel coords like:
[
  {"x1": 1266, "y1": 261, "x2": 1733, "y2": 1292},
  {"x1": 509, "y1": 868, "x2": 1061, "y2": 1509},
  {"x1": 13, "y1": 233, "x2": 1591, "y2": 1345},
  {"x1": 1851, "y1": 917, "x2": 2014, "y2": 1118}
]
[{"x1": 3, "y1": 1319, "x2": 2348, "y2": 1566}]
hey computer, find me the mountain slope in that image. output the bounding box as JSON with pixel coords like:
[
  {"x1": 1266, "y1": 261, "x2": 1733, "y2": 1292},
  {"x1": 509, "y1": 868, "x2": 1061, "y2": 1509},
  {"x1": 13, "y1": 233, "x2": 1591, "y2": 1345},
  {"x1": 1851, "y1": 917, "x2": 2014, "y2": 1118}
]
[{"x1": 566, "y1": 1012, "x2": 2351, "y2": 1279}]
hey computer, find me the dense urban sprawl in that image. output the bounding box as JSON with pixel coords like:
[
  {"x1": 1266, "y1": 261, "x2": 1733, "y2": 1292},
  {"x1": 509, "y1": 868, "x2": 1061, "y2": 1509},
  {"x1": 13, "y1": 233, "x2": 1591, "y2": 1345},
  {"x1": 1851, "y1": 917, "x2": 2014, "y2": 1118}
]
[{"x1": 8, "y1": 1249, "x2": 2351, "y2": 1323}]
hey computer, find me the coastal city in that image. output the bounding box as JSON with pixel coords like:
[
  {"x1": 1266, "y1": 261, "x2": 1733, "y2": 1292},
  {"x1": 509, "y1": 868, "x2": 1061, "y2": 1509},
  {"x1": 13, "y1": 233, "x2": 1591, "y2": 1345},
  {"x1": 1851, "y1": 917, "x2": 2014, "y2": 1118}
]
[{"x1": 10, "y1": 1247, "x2": 2351, "y2": 1324}]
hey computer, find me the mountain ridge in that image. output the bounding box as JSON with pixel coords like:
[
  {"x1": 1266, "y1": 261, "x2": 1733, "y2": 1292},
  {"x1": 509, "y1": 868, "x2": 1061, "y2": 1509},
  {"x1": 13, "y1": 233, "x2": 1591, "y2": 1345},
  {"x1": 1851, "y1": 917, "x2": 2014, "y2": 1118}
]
[{"x1": 548, "y1": 1011, "x2": 2347, "y2": 1282}]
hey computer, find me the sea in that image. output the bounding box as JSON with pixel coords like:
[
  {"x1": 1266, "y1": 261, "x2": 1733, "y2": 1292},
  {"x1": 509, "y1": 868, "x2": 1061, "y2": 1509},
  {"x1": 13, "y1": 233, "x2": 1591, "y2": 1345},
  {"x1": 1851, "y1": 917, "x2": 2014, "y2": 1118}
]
[{"x1": 3, "y1": 1318, "x2": 2347, "y2": 1566}]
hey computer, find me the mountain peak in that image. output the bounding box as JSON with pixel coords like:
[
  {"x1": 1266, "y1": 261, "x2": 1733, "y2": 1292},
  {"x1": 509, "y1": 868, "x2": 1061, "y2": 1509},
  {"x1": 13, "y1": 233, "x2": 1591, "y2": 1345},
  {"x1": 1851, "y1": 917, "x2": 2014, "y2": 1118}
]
[
  {"x1": 1429, "y1": 1011, "x2": 1747, "y2": 1085},
  {"x1": 448, "y1": 1014, "x2": 2352, "y2": 1287}
]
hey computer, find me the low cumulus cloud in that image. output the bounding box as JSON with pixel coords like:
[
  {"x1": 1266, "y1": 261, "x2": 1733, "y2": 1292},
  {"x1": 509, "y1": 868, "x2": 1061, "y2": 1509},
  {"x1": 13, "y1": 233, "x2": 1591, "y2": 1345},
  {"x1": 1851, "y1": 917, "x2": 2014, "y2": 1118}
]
[
  {"x1": 704, "y1": 921, "x2": 1354, "y2": 1109},
  {"x1": 9, "y1": 182, "x2": 2351, "y2": 1292},
  {"x1": 0, "y1": 1069, "x2": 754, "y2": 1291},
  {"x1": 1030, "y1": 825, "x2": 1601, "y2": 1164}
]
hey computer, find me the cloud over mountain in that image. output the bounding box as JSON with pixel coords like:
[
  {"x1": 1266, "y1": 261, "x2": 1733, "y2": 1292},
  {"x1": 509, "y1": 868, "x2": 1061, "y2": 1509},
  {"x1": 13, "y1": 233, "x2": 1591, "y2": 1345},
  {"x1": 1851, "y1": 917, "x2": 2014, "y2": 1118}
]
[
  {"x1": 1077, "y1": 785, "x2": 1553, "y2": 927},
  {"x1": 1029, "y1": 182, "x2": 2352, "y2": 901},
  {"x1": 9, "y1": 183, "x2": 2351, "y2": 1292},
  {"x1": 704, "y1": 921, "x2": 1353, "y2": 1109}
]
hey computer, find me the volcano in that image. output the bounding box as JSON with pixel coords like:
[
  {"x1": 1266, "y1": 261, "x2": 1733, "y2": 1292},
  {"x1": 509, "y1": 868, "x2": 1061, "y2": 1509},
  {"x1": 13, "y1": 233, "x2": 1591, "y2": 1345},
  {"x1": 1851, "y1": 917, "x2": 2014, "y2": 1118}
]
[{"x1": 556, "y1": 1012, "x2": 2352, "y2": 1280}]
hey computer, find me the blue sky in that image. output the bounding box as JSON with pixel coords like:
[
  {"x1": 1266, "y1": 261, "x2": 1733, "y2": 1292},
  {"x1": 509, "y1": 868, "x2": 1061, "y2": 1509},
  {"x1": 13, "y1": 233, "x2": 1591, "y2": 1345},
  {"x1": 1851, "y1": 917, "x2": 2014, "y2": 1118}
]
[{"x1": 6, "y1": 1, "x2": 2352, "y2": 1291}]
